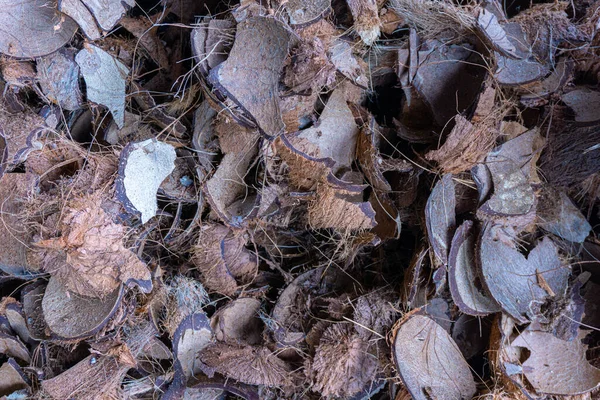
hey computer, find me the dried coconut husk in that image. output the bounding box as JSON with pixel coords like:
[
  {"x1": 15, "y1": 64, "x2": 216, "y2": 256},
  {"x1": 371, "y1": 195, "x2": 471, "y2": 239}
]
[
  {"x1": 307, "y1": 323, "x2": 380, "y2": 398},
  {"x1": 0, "y1": 173, "x2": 37, "y2": 277},
  {"x1": 478, "y1": 224, "x2": 570, "y2": 324},
  {"x1": 34, "y1": 193, "x2": 151, "y2": 298},
  {"x1": 40, "y1": 349, "x2": 135, "y2": 400},
  {"x1": 192, "y1": 224, "x2": 257, "y2": 296},
  {"x1": 282, "y1": 34, "x2": 336, "y2": 94},
  {"x1": 41, "y1": 276, "x2": 123, "y2": 340},
  {"x1": 191, "y1": 19, "x2": 235, "y2": 76},
  {"x1": 308, "y1": 175, "x2": 377, "y2": 232},
  {"x1": 0, "y1": 358, "x2": 30, "y2": 397},
  {"x1": 204, "y1": 117, "x2": 260, "y2": 226},
  {"x1": 389, "y1": 0, "x2": 475, "y2": 39},
  {"x1": 540, "y1": 119, "x2": 600, "y2": 188},
  {"x1": 199, "y1": 342, "x2": 293, "y2": 387},
  {"x1": 211, "y1": 298, "x2": 263, "y2": 345},
  {"x1": 208, "y1": 17, "x2": 291, "y2": 138},
  {"x1": 425, "y1": 81, "x2": 504, "y2": 174},
  {"x1": 345, "y1": 0, "x2": 381, "y2": 45},
  {"x1": 163, "y1": 276, "x2": 208, "y2": 337},
  {"x1": 271, "y1": 266, "x2": 348, "y2": 348},
  {"x1": 391, "y1": 309, "x2": 477, "y2": 400},
  {"x1": 0, "y1": 105, "x2": 47, "y2": 174}
]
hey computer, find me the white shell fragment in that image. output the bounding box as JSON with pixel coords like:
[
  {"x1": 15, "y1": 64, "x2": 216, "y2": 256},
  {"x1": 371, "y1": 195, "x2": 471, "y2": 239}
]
[
  {"x1": 76, "y1": 44, "x2": 129, "y2": 128},
  {"x1": 118, "y1": 139, "x2": 177, "y2": 223}
]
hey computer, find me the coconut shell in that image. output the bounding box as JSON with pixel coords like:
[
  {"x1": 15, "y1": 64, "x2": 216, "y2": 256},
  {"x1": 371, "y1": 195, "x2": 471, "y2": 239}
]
[
  {"x1": 76, "y1": 44, "x2": 129, "y2": 128},
  {"x1": 511, "y1": 330, "x2": 600, "y2": 396},
  {"x1": 448, "y1": 220, "x2": 500, "y2": 316},
  {"x1": 41, "y1": 276, "x2": 123, "y2": 340},
  {"x1": 478, "y1": 225, "x2": 570, "y2": 324},
  {"x1": 0, "y1": 358, "x2": 30, "y2": 397},
  {"x1": 425, "y1": 174, "x2": 456, "y2": 266},
  {"x1": 192, "y1": 224, "x2": 257, "y2": 296},
  {"x1": 5, "y1": 302, "x2": 30, "y2": 344},
  {"x1": 538, "y1": 186, "x2": 591, "y2": 243},
  {"x1": 173, "y1": 312, "x2": 214, "y2": 380},
  {"x1": 36, "y1": 49, "x2": 83, "y2": 111},
  {"x1": 0, "y1": 0, "x2": 78, "y2": 58},
  {"x1": 208, "y1": 17, "x2": 291, "y2": 138},
  {"x1": 391, "y1": 312, "x2": 477, "y2": 400},
  {"x1": 0, "y1": 332, "x2": 30, "y2": 362},
  {"x1": 562, "y1": 87, "x2": 600, "y2": 124},
  {"x1": 211, "y1": 298, "x2": 263, "y2": 345},
  {"x1": 58, "y1": 0, "x2": 102, "y2": 40}
]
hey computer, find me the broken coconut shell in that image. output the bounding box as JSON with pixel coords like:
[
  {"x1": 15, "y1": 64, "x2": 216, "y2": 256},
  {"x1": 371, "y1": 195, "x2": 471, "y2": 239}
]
[
  {"x1": 41, "y1": 276, "x2": 123, "y2": 340},
  {"x1": 0, "y1": 332, "x2": 30, "y2": 362},
  {"x1": 211, "y1": 298, "x2": 263, "y2": 345},
  {"x1": 561, "y1": 87, "x2": 600, "y2": 124},
  {"x1": 448, "y1": 220, "x2": 500, "y2": 316},
  {"x1": 76, "y1": 44, "x2": 129, "y2": 128},
  {"x1": 538, "y1": 186, "x2": 591, "y2": 243},
  {"x1": 478, "y1": 224, "x2": 570, "y2": 324},
  {"x1": 0, "y1": 0, "x2": 78, "y2": 58},
  {"x1": 173, "y1": 312, "x2": 214, "y2": 380},
  {"x1": 117, "y1": 139, "x2": 177, "y2": 224},
  {"x1": 192, "y1": 224, "x2": 257, "y2": 296},
  {"x1": 392, "y1": 312, "x2": 477, "y2": 400},
  {"x1": 37, "y1": 48, "x2": 83, "y2": 111},
  {"x1": 208, "y1": 17, "x2": 291, "y2": 138},
  {"x1": 0, "y1": 358, "x2": 30, "y2": 397},
  {"x1": 511, "y1": 330, "x2": 600, "y2": 396},
  {"x1": 425, "y1": 174, "x2": 456, "y2": 266}
]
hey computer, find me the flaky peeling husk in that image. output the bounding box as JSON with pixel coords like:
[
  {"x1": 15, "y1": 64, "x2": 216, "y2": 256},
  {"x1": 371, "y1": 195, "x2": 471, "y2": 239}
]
[
  {"x1": 0, "y1": 173, "x2": 36, "y2": 277},
  {"x1": 400, "y1": 247, "x2": 430, "y2": 309},
  {"x1": 192, "y1": 224, "x2": 257, "y2": 296},
  {"x1": 308, "y1": 176, "x2": 377, "y2": 232},
  {"x1": 40, "y1": 351, "x2": 135, "y2": 400},
  {"x1": 199, "y1": 342, "x2": 294, "y2": 387},
  {"x1": 307, "y1": 323, "x2": 380, "y2": 398},
  {"x1": 41, "y1": 276, "x2": 123, "y2": 341},
  {"x1": 391, "y1": 309, "x2": 477, "y2": 400},
  {"x1": 34, "y1": 193, "x2": 152, "y2": 298}
]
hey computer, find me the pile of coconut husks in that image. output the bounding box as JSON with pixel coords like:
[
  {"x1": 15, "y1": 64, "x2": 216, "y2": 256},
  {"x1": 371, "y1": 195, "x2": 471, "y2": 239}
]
[{"x1": 1, "y1": 0, "x2": 600, "y2": 398}]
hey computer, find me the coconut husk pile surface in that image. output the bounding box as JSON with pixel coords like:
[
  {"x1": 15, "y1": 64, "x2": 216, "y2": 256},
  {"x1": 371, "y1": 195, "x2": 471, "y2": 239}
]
[{"x1": 0, "y1": 0, "x2": 600, "y2": 399}]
